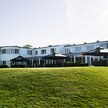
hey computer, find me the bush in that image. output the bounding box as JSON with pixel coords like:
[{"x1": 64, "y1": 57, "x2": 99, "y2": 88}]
[
  {"x1": 0, "y1": 65, "x2": 8, "y2": 68},
  {"x1": 64, "y1": 63, "x2": 88, "y2": 67},
  {"x1": 37, "y1": 63, "x2": 88, "y2": 67},
  {"x1": 11, "y1": 65, "x2": 26, "y2": 68},
  {"x1": 93, "y1": 60, "x2": 108, "y2": 66},
  {"x1": 45, "y1": 63, "x2": 63, "y2": 67}
]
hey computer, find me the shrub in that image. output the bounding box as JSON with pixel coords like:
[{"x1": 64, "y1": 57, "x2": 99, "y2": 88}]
[
  {"x1": 0, "y1": 65, "x2": 8, "y2": 68},
  {"x1": 93, "y1": 60, "x2": 108, "y2": 66},
  {"x1": 11, "y1": 65, "x2": 26, "y2": 68},
  {"x1": 64, "y1": 63, "x2": 88, "y2": 67}
]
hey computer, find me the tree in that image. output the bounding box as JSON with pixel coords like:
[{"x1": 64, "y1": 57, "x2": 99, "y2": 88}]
[{"x1": 23, "y1": 44, "x2": 32, "y2": 48}]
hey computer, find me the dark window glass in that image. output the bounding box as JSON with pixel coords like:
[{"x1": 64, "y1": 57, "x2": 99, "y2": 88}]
[
  {"x1": 50, "y1": 48, "x2": 55, "y2": 53},
  {"x1": 74, "y1": 47, "x2": 82, "y2": 52},
  {"x1": 99, "y1": 44, "x2": 105, "y2": 48},
  {"x1": 35, "y1": 51, "x2": 38, "y2": 55},
  {"x1": 86, "y1": 45, "x2": 94, "y2": 50},
  {"x1": 65, "y1": 48, "x2": 70, "y2": 54},
  {"x1": 3, "y1": 61, "x2": 6, "y2": 65},
  {"x1": 1, "y1": 49, "x2": 6, "y2": 54},
  {"x1": 27, "y1": 50, "x2": 32, "y2": 55},
  {"x1": 41, "y1": 50, "x2": 46, "y2": 54},
  {"x1": 15, "y1": 49, "x2": 19, "y2": 54}
]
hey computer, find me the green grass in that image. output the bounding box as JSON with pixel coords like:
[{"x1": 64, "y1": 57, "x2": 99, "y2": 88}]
[{"x1": 0, "y1": 67, "x2": 108, "y2": 108}]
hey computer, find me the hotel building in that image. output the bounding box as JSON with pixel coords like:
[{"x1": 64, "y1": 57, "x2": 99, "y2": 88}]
[{"x1": 0, "y1": 40, "x2": 108, "y2": 67}]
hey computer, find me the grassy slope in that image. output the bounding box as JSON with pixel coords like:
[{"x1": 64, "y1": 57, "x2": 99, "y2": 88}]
[{"x1": 0, "y1": 67, "x2": 108, "y2": 108}]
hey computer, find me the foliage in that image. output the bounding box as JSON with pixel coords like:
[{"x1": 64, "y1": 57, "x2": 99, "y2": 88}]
[
  {"x1": 0, "y1": 67, "x2": 108, "y2": 107},
  {"x1": 23, "y1": 44, "x2": 32, "y2": 48},
  {"x1": 64, "y1": 63, "x2": 88, "y2": 67},
  {"x1": 93, "y1": 59, "x2": 108, "y2": 66},
  {"x1": 0, "y1": 65, "x2": 8, "y2": 68}
]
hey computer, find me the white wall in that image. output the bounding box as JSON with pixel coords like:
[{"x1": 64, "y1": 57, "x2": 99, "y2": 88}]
[
  {"x1": 65, "y1": 41, "x2": 108, "y2": 54},
  {"x1": 0, "y1": 47, "x2": 20, "y2": 67},
  {"x1": 19, "y1": 48, "x2": 33, "y2": 57},
  {"x1": 0, "y1": 47, "x2": 33, "y2": 67},
  {"x1": 32, "y1": 45, "x2": 65, "y2": 57}
]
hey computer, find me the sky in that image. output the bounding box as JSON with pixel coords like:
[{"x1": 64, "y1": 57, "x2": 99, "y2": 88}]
[{"x1": 0, "y1": 0, "x2": 108, "y2": 47}]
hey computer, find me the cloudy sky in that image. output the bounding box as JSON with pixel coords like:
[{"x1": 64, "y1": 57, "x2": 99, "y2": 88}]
[{"x1": 0, "y1": 0, "x2": 108, "y2": 47}]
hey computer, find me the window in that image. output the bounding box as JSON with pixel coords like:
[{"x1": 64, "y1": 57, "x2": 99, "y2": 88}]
[
  {"x1": 27, "y1": 50, "x2": 32, "y2": 55},
  {"x1": 86, "y1": 45, "x2": 94, "y2": 50},
  {"x1": 1, "y1": 49, "x2": 6, "y2": 54},
  {"x1": 74, "y1": 47, "x2": 82, "y2": 52},
  {"x1": 107, "y1": 43, "x2": 108, "y2": 48},
  {"x1": 99, "y1": 44, "x2": 105, "y2": 48},
  {"x1": 2, "y1": 49, "x2": 19, "y2": 54},
  {"x1": 15, "y1": 49, "x2": 19, "y2": 54},
  {"x1": 41, "y1": 50, "x2": 46, "y2": 54},
  {"x1": 65, "y1": 48, "x2": 71, "y2": 54},
  {"x1": 35, "y1": 51, "x2": 38, "y2": 55},
  {"x1": 50, "y1": 48, "x2": 55, "y2": 53},
  {"x1": 3, "y1": 61, "x2": 6, "y2": 65}
]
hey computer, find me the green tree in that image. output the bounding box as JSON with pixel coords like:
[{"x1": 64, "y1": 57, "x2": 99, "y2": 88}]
[{"x1": 23, "y1": 44, "x2": 32, "y2": 48}]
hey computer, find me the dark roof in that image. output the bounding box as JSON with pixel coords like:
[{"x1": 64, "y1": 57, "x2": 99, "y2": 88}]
[
  {"x1": 83, "y1": 47, "x2": 108, "y2": 56},
  {"x1": 10, "y1": 56, "x2": 28, "y2": 61},
  {"x1": 65, "y1": 52, "x2": 83, "y2": 56},
  {"x1": 42, "y1": 53, "x2": 66, "y2": 59},
  {"x1": 26, "y1": 56, "x2": 43, "y2": 60},
  {"x1": 0, "y1": 46, "x2": 32, "y2": 49}
]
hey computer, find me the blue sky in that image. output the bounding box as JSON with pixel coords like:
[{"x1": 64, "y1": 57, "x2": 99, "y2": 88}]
[{"x1": 0, "y1": 0, "x2": 108, "y2": 47}]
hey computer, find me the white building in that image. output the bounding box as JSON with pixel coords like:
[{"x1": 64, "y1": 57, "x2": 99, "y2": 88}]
[
  {"x1": 65, "y1": 41, "x2": 108, "y2": 65},
  {"x1": 0, "y1": 46, "x2": 32, "y2": 67},
  {"x1": 32, "y1": 45, "x2": 65, "y2": 57},
  {"x1": 0, "y1": 40, "x2": 108, "y2": 67}
]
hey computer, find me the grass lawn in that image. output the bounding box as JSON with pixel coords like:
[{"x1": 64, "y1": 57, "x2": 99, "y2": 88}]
[{"x1": 0, "y1": 67, "x2": 108, "y2": 108}]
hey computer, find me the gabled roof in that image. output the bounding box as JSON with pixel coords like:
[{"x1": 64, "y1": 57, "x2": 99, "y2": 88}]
[
  {"x1": 42, "y1": 53, "x2": 66, "y2": 59},
  {"x1": 83, "y1": 47, "x2": 108, "y2": 56},
  {"x1": 10, "y1": 56, "x2": 28, "y2": 61}
]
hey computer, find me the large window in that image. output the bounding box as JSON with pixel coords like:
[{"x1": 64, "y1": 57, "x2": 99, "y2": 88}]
[
  {"x1": 99, "y1": 44, "x2": 106, "y2": 48},
  {"x1": 27, "y1": 50, "x2": 32, "y2": 55},
  {"x1": 3, "y1": 61, "x2": 6, "y2": 65},
  {"x1": 41, "y1": 50, "x2": 46, "y2": 54},
  {"x1": 86, "y1": 45, "x2": 94, "y2": 50},
  {"x1": 1, "y1": 49, "x2": 6, "y2": 54},
  {"x1": 35, "y1": 51, "x2": 38, "y2": 55},
  {"x1": 50, "y1": 48, "x2": 55, "y2": 53},
  {"x1": 15, "y1": 49, "x2": 19, "y2": 54},
  {"x1": 103, "y1": 43, "x2": 108, "y2": 48},
  {"x1": 1, "y1": 49, "x2": 19, "y2": 54},
  {"x1": 65, "y1": 48, "x2": 71, "y2": 54},
  {"x1": 74, "y1": 47, "x2": 82, "y2": 52}
]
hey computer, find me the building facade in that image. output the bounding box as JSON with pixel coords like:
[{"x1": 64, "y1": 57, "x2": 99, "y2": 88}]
[
  {"x1": 0, "y1": 40, "x2": 108, "y2": 67},
  {"x1": 65, "y1": 41, "x2": 108, "y2": 65},
  {"x1": 0, "y1": 46, "x2": 32, "y2": 67}
]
